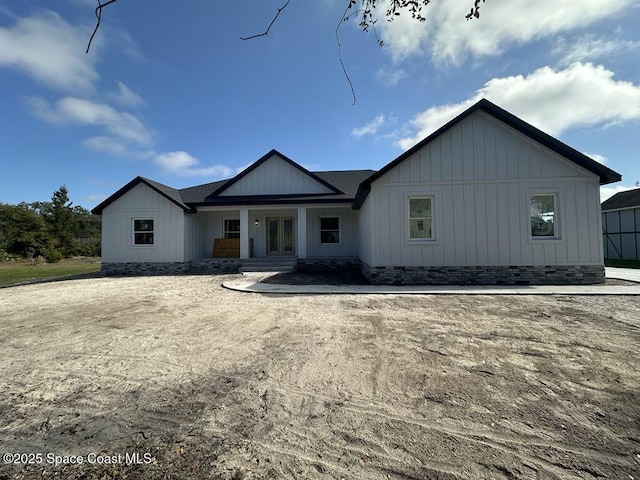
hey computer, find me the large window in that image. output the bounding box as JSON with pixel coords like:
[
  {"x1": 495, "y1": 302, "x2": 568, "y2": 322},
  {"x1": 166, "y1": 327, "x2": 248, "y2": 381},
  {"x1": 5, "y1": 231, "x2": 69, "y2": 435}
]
[
  {"x1": 408, "y1": 196, "x2": 433, "y2": 240},
  {"x1": 133, "y1": 219, "x2": 154, "y2": 245},
  {"x1": 320, "y1": 217, "x2": 340, "y2": 244},
  {"x1": 224, "y1": 219, "x2": 240, "y2": 239},
  {"x1": 530, "y1": 194, "x2": 557, "y2": 238}
]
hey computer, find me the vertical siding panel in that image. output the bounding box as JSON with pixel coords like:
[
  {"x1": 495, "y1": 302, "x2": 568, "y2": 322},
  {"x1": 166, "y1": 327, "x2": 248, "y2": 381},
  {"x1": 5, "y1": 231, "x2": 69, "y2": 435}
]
[
  {"x1": 465, "y1": 185, "x2": 478, "y2": 264},
  {"x1": 507, "y1": 133, "x2": 519, "y2": 180},
  {"x1": 452, "y1": 127, "x2": 464, "y2": 181},
  {"x1": 544, "y1": 243, "x2": 556, "y2": 264},
  {"x1": 399, "y1": 160, "x2": 412, "y2": 183},
  {"x1": 463, "y1": 120, "x2": 474, "y2": 181},
  {"x1": 575, "y1": 182, "x2": 591, "y2": 261},
  {"x1": 495, "y1": 125, "x2": 508, "y2": 180},
  {"x1": 507, "y1": 183, "x2": 522, "y2": 263},
  {"x1": 530, "y1": 145, "x2": 542, "y2": 179},
  {"x1": 415, "y1": 152, "x2": 426, "y2": 182},
  {"x1": 453, "y1": 184, "x2": 466, "y2": 264},
  {"x1": 390, "y1": 187, "x2": 402, "y2": 264},
  {"x1": 566, "y1": 183, "x2": 580, "y2": 263},
  {"x1": 441, "y1": 133, "x2": 453, "y2": 181},
  {"x1": 442, "y1": 186, "x2": 455, "y2": 264},
  {"x1": 485, "y1": 184, "x2": 499, "y2": 264},
  {"x1": 485, "y1": 118, "x2": 497, "y2": 180},
  {"x1": 496, "y1": 184, "x2": 510, "y2": 264},
  {"x1": 432, "y1": 141, "x2": 442, "y2": 182},
  {"x1": 475, "y1": 184, "x2": 488, "y2": 264},
  {"x1": 474, "y1": 115, "x2": 486, "y2": 181},
  {"x1": 519, "y1": 138, "x2": 530, "y2": 179}
]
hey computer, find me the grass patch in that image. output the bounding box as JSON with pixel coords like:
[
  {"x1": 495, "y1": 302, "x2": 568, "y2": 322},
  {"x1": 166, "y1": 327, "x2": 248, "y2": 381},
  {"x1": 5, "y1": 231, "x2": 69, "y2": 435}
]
[
  {"x1": 604, "y1": 258, "x2": 640, "y2": 269},
  {"x1": 0, "y1": 257, "x2": 101, "y2": 287}
]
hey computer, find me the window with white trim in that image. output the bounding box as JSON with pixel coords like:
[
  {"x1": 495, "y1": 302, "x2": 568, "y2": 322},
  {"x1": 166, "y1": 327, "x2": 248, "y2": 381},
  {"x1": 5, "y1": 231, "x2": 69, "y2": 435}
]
[
  {"x1": 408, "y1": 196, "x2": 433, "y2": 240},
  {"x1": 320, "y1": 217, "x2": 340, "y2": 244},
  {"x1": 223, "y1": 219, "x2": 240, "y2": 239},
  {"x1": 530, "y1": 194, "x2": 558, "y2": 238},
  {"x1": 133, "y1": 219, "x2": 154, "y2": 245}
]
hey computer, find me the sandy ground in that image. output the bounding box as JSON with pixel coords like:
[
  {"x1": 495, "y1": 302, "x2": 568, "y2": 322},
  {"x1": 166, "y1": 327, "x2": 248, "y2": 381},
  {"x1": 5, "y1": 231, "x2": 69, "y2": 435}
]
[{"x1": 0, "y1": 275, "x2": 639, "y2": 480}]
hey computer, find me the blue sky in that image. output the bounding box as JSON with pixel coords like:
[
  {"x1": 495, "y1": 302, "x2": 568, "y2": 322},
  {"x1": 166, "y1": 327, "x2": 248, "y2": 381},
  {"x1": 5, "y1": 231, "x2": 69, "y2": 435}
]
[{"x1": 1, "y1": 0, "x2": 639, "y2": 209}]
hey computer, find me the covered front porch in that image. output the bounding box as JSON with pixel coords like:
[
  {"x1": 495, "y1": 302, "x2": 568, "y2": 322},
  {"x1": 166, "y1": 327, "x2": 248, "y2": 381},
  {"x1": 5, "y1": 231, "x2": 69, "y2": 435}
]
[{"x1": 193, "y1": 204, "x2": 358, "y2": 261}]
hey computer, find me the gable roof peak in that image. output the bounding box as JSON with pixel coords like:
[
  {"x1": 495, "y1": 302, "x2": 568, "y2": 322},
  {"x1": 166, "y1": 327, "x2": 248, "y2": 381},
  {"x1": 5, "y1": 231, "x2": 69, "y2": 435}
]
[{"x1": 207, "y1": 149, "x2": 342, "y2": 197}]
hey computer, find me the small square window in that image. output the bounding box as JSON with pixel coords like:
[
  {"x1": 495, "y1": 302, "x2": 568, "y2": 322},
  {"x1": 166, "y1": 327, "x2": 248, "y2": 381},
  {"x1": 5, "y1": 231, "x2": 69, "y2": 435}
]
[
  {"x1": 408, "y1": 197, "x2": 433, "y2": 240},
  {"x1": 530, "y1": 194, "x2": 556, "y2": 238},
  {"x1": 320, "y1": 217, "x2": 340, "y2": 244},
  {"x1": 133, "y1": 219, "x2": 154, "y2": 245},
  {"x1": 224, "y1": 219, "x2": 240, "y2": 239}
]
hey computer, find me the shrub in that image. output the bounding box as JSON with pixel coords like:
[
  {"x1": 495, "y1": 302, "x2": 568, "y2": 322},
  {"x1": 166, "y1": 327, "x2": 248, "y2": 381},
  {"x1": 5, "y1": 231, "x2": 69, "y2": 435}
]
[{"x1": 42, "y1": 247, "x2": 63, "y2": 263}]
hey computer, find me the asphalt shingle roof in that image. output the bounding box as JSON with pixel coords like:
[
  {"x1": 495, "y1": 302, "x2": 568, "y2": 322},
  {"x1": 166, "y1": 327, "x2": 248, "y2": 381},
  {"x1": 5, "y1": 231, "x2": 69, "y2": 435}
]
[{"x1": 602, "y1": 188, "x2": 640, "y2": 211}]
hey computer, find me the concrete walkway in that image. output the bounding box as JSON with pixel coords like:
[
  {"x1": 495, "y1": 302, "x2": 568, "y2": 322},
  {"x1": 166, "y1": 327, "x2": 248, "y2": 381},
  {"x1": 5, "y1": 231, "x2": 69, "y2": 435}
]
[
  {"x1": 223, "y1": 269, "x2": 640, "y2": 295},
  {"x1": 606, "y1": 267, "x2": 640, "y2": 283}
]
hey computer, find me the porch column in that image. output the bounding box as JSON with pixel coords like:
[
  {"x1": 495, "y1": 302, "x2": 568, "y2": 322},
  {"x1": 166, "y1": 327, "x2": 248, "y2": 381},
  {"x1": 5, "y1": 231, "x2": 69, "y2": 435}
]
[
  {"x1": 240, "y1": 207, "x2": 249, "y2": 259},
  {"x1": 297, "y1": 206, "x2": 307, "y2": 259}
]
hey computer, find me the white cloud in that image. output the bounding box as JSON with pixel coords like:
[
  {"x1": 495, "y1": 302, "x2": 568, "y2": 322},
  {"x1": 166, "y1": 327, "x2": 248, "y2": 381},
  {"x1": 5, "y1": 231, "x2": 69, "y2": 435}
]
[
  {"x1": 108, "y1": 81, "x2": 144, "y2": 108},
  {"x1": 553, "y1": 34, "x2": 640, "y2": 66},
  {"x1": 352, "y1": 113, "x2": 386, "y2": 138},
  {"x1": 84, "y1": 193, "x2": 107, "y2": 203},
  {"x1": 0, "y1": 10, "x2": 99, "y2": 91},
  {"x1": 27, "y1": 96, "x2": 154, "y2": 146},
  {"x1": 154, "y1": 151, "x2": 234, "y2": 178},
  {"x1": 376, "y1": 66, "x2": 406, "y2": 86},
  {"x1": 584, "y1": 152, "x2": 609, "y2": 165},
  {"x1": 379, "y1": 0, "x2": 635, "y2": 63},
  {"x1": 82, "y1": 136, "x2": 155, "y2": 159},
  {"x1": 398, "y1": 63, "x2": 640, "y2": 149},
  {"x1": 601, "y1": 185, "x2": 638, "y2": 202}
]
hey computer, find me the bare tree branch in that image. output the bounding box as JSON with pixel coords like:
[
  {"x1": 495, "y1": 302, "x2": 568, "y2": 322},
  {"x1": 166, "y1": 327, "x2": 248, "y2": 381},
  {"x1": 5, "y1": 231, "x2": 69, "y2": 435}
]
[
  {"x1": 336, "y1": 4, "x2": 357, "y2": 105},
  {"x1": 86, "y1": 0, "x2": 118, "y2": 54},
  {"x1": 240, "y1": 0, "x2": 292, "y2": 40}
]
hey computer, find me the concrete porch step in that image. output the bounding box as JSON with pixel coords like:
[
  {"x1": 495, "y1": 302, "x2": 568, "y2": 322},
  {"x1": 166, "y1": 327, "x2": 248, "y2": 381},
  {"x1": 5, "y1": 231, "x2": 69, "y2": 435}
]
[{"x1": 240, "y1": 257, "x2": 297, "y2": 273}]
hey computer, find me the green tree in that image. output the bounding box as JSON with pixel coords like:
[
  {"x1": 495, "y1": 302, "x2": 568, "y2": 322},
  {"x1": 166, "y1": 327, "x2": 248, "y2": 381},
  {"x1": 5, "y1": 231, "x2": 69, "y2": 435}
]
[
  {"x1": 45, "y1": 186, "x2": 76, "y2": 258},
  {"x1": 71, "y1": 205, "x2": 102, "y2": 256},
  {"x1": 0, "y1": 203, "x2": 48, "y2": 258}
]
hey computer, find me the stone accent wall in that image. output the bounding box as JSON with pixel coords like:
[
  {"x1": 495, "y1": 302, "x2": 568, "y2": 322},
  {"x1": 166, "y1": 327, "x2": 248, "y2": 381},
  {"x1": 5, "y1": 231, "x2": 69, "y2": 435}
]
[
  {"x1": 361, "y1": 263, "x2": 605, "y2": 285},
  {"x1": 189, "y1": 258, "x2": 243, "y2": 274},
  {"x1": 102, "y1": 259, "x2": 243, "y2": 276},
  {"x1": 102, "y1": 262, "x2": 189, "y2": 276},
  {"x1": 297, "y1": 257, "x2": 361, "y2": 272}
]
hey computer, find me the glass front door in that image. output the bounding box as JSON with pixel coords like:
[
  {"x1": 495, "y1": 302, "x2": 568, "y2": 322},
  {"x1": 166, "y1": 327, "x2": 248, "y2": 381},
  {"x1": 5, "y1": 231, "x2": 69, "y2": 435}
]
[{"x1": 266, "y1": 217, "x2": 295, "y2": 256}]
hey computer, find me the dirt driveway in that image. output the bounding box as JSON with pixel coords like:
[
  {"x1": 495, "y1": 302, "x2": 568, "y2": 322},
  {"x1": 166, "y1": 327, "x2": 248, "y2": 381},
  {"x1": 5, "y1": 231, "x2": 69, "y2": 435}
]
[{"x1": 0, "y1": 275, "x2": 639, "y2": 479}]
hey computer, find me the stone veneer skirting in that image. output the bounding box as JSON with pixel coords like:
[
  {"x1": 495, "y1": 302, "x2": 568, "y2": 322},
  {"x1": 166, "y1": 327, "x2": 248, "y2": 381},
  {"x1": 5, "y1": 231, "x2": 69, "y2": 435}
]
[
  {"x1": 102, "y1": 260, "x2": 605, "y2": 285},
  {"x1": 297, "y1": 257, "x2": 361, "y2": 272},
  {"x1": 361, "y1": 263, "x2": 605, "y2": 285},
  {"x1": 102, "y1": 259, "x2": 242, "y2": 276}
]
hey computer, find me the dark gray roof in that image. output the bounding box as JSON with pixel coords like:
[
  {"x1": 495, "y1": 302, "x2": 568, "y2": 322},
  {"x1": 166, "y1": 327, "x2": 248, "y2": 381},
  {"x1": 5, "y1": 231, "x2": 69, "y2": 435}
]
[
  {"x1": 92, "y1": 176, "x2": 193, "y2": 214},
  {"x1": 183, "y1": 169, "x2": 375, "y2": 206},
  {"x1": 601, "y1": 188, "x2": 640, "y2": 211},
  {"x1": 179, "y1": 179, "x2": 228, "y2": 204},
  {"x1": 92, "y1": 169, "x2": 374, "y2": 214}
]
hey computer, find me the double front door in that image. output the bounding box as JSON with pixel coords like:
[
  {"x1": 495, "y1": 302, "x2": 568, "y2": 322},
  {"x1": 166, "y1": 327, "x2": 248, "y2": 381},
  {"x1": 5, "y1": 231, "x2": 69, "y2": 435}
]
[{"x1": 266, "y1": 217, "x2": 295, "y2": 256}]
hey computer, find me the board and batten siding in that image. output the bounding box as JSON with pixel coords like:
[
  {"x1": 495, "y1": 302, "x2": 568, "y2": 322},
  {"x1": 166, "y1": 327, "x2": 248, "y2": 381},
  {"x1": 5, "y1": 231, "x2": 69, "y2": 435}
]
[
  {"x1": 219, "y1": 154, "x2": 334, "y2": 196},
  {"x1": 101, "y1": 183, "x2": 186, "y2": 263},
  {"x1": 306, "y1": 207, "x2": 359, "y2": 257},
  {"x1": 365, "y1": 111, "x2": 604, "y2": 267}
]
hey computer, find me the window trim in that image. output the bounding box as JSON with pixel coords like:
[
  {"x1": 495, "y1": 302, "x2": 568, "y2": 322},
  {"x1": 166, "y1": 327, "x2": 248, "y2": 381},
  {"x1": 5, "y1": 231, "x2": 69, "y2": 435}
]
[
  {"x1": 528, "y1": 191, "x2": 562, "y2": 242},
  {"x1": 132, "y1": 217, "x2": 155, "y2": 247},
  {"x1": 319, "y1": 215, "x2": 341, "y2": 245},
  {"x1": 222, "y1": 217, "x2": 241, "y2": 239},
  {"x1": 407, "y1": 194, "x2": 435, "y2": 242}
]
